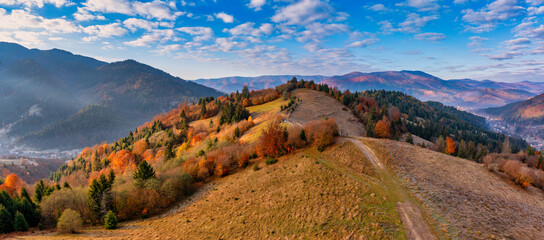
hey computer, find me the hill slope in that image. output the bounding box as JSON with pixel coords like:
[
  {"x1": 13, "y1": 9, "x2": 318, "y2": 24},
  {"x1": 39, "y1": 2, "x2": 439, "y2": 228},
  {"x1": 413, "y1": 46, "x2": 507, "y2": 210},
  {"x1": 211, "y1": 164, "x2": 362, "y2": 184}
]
[
  {"x1": 484, "y1": 92, "x2": 544, "y2": 124},
  {"x1": 363, "y1": 138, "x2": 544, "y2": 239},
  {"x1": 0, "y1": 42, "x2": 221, "y2": 150},
  {"x1": 22, "y1": 88, "x2": 544, "y2": 239}
]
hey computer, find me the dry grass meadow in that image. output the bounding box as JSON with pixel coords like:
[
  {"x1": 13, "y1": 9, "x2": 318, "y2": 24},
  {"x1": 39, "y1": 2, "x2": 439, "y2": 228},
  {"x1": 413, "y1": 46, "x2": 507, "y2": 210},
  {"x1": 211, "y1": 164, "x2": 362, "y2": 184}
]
[
  {"x1": 19, "y1": 142, "x2": 406, "y2": 239},
  {"x1": 362, "y1": 137, "x2": 544, "y2": 240}
]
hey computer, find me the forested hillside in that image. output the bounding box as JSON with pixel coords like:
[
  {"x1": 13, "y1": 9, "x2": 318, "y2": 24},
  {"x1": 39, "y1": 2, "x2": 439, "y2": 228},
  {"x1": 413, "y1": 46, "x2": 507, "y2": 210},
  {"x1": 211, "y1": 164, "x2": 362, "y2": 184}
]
[
  {"x1": 279, "y1": 78, "x2": 527, "y2": 160},
  {"x1": 484, "y1": 92, "x2": 544, "y2": 125},
  {"x1": 0, "y1": 43, "x2": 221, "y2": 150}
]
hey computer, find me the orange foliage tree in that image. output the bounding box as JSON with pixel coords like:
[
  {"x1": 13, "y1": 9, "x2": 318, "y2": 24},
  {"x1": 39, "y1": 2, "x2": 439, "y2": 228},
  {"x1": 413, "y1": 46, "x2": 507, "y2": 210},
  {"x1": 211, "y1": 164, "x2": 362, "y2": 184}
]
[
  {"x1": 374, "y1": 116, "x2": 392, "y2": 139},
  {"x1": 108, "y1": 150, "x2": 136, "y2": 173},
  {"x1": 445, "y1": 137, "x2": 456, "y2": 155},
  {"x1": 133, "y1": 139, "x2": 149, "y2": 156},
  {"x1": 256, "y1": 119, "x2": 287, "y2": 157},
  {"x1": 0, "y1": 173, "x2": 23, "y2": 195}
]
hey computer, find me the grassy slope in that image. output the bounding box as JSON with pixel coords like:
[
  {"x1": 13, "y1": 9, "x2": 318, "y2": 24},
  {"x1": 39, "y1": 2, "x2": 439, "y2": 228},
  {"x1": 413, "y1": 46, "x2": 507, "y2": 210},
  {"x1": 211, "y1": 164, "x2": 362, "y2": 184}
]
[
  {"x1": 24, "y1": 142, "x2": 405, "y2": 239},
  {"x1": 362, "y1": 137, "x2": 544, "y2": 240}
]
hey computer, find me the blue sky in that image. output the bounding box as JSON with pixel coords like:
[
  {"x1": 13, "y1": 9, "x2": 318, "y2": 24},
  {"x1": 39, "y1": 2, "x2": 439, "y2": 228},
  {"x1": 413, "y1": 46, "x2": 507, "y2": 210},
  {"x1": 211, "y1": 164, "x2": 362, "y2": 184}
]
[{"x1": 0, "y1": 0, "x2": 544, "y2": 81}]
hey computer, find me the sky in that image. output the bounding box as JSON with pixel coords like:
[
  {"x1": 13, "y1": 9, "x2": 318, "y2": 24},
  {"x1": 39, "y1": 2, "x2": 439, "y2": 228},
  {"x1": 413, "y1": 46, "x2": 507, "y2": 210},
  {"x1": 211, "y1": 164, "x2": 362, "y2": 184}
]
[{"x1": 0, "y1": 0, "x2": 544, "y2": 81}]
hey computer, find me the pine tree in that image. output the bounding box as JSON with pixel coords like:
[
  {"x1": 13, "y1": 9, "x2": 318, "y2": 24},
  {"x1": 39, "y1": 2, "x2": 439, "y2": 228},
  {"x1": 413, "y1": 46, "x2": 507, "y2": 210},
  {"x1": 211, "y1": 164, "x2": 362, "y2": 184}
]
[
  {"x1": 101, "y1": 189, "x2": 115, "y2": 217},
  {"x1": 104, "y1": 211, "x2": 118, "y2": 230},
  {"x1": 241, "y1": 85, "x2": 250, "y2": 99},
  {"x1": 20, "y1": 188, "x2": 31, "y2": 203},
  {"x1": 164, "y1": 143, "x2": 174, "y2": 161},
  {"x1": 18, "y1": 198, "x2": 38, "y2": 227},
  {"x1": 108, "y1": 169, "x2": 116, "y2": 186},
  {"x1": 200, "y1": 104, "x2": 207, "y2": 119},
  {"x1": 133, "y1": 161, "x2": 156, "y2": 188},
  {"x1": 13, "y1": 211, "x2": 28, "y2": 231},
  {"x1": 457, "y1": 140, "x2": 468, "y2": 158},
  {"x1": 0, "y1": 205, "x2": 12, "y2": 233},
  {"x1": 179, "y1": 110, "x2": 189, "y2": 131},
  {"x1": 234, "y1": 127, "x2": 241, "y2": 139},
  {"x1": 87, "y1": 179, "x2": 102, "y2": 222},
  {"x1": 33, "y1": 180, "x2": 45, "y2": 203}
]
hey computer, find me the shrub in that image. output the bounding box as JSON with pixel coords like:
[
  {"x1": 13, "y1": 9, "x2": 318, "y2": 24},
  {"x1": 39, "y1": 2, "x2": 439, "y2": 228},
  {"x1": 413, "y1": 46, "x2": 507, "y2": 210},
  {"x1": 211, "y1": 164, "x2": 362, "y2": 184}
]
[
  {"x1": 304, "y1": 119, "x2": 338, "y2": 151},
  {"x1": 265, "y1": 157, "x2": 278, "y2": 165},
  {"x1": 13, "y1": 211, "x2": 29, "y2": 231},
  {"x1": 256, "y1": 119, "x2": 288, "y2": 157},
  {"x1": 57, "y1": 209, "x2": 83, "y2": 234},
  {"x1": 104, "y1": 211, "x2": 118, "y2": 230},
  {"x1": 40, "y1": 188, "x2": 88, "y2": 226},
  {"x1": 252, "y1": 164, "x2": 260, "y2": 171}
]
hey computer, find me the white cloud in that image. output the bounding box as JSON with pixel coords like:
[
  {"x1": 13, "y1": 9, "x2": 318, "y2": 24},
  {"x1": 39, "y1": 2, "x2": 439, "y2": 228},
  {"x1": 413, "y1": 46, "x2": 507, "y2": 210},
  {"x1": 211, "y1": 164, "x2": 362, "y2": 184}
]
[
  {"x1": 0, "y1": 30, "x2": 46, "y2": 46},
  {"x1": 368, "y1": 4, "x2": 387, "y2": 11},
  {"x1": 397, "y1": 13, "x2": 439, "y2": 33},
  {"x1": 82, "y1": 0, "x2": 181, "y2": 20},
  {"x1": 74, "y1": 7, "x2": 106, "y2": 21},
  {"x1": 0, "y1": 9, "x2": 79, "y2": 33},
  {"x1": 346, "y1": 38, "x2": 379, "y2": 48},
  {"x1": 83, "y1": 22, "x2": 128, "y2": 41},
  {"x1": 123, "y1": 29, "x2": 176, "y2": 46},
  {"x1": 214, "y1": 12, "x2": 234, "y2": 23},
  {"x1": 505, "y1": 37, "x2": 531, "y2": 45},
  {"x1": 132, "y1": 0, "x2": 181, "y2": 20},
  {"x1": 399, "y1": 0, "x2": 440, "y2": 11},
  {"x1": 82, "y1": 0, "x2": 132, "y2": 15},
  {"x1": 414, "y1": 32, "x2": 446, "y2": 41},
  {"x1": 211, "y1": 37, "x2": 247, "y2": 52},
  {"x1": 177, "y1": 26, "x2": 213, "y2": 41},
  {"x1": 0, "y1": 0, "x2": 68, "y2": 8},
  {"x1": 152, "y1": 44, "x2": 181, "y2": 55},
  {"x1": 247, "y1": 0, "x2": 265, "y2": 11},
  {"x1": 271, "y1": 0, "x2": 333, "y2": 25},
  {"x1": 526, "y1": 0, "x2": 544, "y2": 6},
  {"x1": 528, "y1": 6, "x2": 544, "y2": 15},
  {"x1": 296, "y1": 23, "x2": 348, "y2": 43},
  {"x1": 123, "y1": 18, "x2": 159, "y2": 32},
  {"x1": 462, "y1": 0, "x2": 523, "y2": 32},
  {"x1": 468, "y1": 36, "x2": 489, "y2": 47},
  {"x1": 224, "y1": 22, "x2": 273, "y2": 37},
  {"x1": 515, "y1": 19, "x2": 544, "y2": 38}
]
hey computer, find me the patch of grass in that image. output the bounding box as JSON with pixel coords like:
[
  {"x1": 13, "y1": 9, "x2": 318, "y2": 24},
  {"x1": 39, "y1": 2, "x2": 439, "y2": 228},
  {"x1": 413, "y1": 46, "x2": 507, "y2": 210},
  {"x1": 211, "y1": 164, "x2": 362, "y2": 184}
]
[
  {"x1": 247, "y1": 98, "x2": 289, "y2": 114},
  {"x1": 265, "y1": 157, "x2": 278, "y2": 165}
]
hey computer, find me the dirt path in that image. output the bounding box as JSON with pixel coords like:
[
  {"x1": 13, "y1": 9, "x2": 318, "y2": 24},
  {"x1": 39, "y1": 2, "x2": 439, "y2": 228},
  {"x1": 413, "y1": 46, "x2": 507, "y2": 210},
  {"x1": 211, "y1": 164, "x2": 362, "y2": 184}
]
[{"x1": 348, "y1": 138, "x2": 436, "y2": 240}]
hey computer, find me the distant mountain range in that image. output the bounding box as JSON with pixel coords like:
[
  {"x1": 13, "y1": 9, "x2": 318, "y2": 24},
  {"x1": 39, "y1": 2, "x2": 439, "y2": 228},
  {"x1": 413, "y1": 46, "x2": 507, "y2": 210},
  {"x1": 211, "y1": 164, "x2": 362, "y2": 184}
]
[
  {"x1": 194, "y1": 75, "x2": 328, "y2": 93},
  {"x1": 0, "y1": 42, "x2": 221, "y2": 150},
  {"x1": 195, "y1": 70, "x2": 544, "y2": 109}
]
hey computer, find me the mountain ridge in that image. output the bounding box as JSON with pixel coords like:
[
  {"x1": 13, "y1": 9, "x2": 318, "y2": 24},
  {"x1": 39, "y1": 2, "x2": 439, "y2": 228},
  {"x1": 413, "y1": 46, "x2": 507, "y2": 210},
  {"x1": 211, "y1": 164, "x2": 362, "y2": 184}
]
[
  {"x1": 0, "y1": 42, "x2": 222, "y2": 150},
  {"x1": 195, "y1": 70, "x2": 543, "y2": 109}
]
